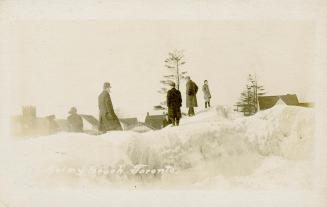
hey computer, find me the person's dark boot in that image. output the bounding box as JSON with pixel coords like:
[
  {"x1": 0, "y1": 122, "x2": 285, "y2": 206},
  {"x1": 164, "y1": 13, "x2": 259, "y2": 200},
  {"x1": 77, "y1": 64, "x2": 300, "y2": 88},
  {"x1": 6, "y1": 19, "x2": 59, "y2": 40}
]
[{"x1": 190, "y1": 107, "x2": 195, "y2": 116}]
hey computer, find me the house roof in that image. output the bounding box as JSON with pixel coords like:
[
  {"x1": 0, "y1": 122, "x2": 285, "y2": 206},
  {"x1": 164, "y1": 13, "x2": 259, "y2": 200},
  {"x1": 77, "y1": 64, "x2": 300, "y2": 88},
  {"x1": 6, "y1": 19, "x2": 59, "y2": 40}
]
[
  {"x1": 132, "y1": 122, "x2": 153, "y2": 132},
  {"x1": 119, "y1": 118, "x2": 138, "y2": 126},
  {"x1": 258, "y1": 94, "x2": 299, "y2": 110},
  {"x1": 144, "y1": 114, "x2": 166, "y2": 130},
  {"x1": 80, "y1": 114, "x2": 99, "y2": 128},
  {"x1": 153, "y1": 105, "x2": 166, "y2": 110},
  {"x1": 119, "y1": 118, "x2": 138, "y2": 130},
  {"x1": 297, "y1": 102, "x2": 314, "y2": 108}
]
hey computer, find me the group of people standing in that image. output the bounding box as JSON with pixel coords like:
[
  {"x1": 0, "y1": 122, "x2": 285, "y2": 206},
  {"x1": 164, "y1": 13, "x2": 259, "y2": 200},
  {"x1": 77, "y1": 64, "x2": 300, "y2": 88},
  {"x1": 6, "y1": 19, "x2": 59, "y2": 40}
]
[
  {"x1": 166, "y1": 76, "x2": 212, "y2": 127},
  {"x1": 67, "y1": 78, "x2": 211, "y2": 133}
]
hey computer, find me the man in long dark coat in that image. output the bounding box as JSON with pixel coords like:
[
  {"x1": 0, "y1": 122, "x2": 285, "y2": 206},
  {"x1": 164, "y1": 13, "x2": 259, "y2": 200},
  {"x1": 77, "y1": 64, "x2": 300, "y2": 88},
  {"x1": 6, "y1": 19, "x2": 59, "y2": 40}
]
[
  {"x1": 98, "y1": 82, "x2": 122, "y2": 133},
  {"x1": 167, "y1": 82, "x2": 182, "y2": 126},
  {"x1": 186, "y1": 76, "x2": 198, "y2": 116}
]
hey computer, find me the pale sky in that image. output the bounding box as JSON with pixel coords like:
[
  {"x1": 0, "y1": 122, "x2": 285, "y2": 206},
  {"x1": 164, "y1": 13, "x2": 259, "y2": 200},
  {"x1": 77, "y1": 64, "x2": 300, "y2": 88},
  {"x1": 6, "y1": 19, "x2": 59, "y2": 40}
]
[{"x1": 7, "y1": 20, "x2": 315, "y2": 120}]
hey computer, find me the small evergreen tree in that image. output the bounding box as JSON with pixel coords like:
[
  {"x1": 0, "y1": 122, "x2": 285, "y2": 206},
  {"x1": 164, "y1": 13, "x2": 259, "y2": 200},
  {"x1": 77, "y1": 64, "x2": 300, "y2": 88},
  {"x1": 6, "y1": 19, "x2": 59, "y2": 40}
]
[{"x1": 236, "y1": 74, "x2": 266, "y2": 116}]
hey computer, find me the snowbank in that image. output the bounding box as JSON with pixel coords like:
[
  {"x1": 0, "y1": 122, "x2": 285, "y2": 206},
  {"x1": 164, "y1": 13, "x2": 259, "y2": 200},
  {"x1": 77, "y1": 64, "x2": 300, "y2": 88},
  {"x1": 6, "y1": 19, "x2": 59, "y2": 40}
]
[{"x1": 0, "y1": 105, "x2": 315, "y2": 191}]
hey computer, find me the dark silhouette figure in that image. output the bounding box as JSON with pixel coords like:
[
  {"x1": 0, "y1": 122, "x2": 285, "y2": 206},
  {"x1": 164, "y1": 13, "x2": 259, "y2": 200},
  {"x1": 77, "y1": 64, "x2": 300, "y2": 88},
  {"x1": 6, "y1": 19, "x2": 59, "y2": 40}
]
[
  {"x1": 67, "y1": 107, "x2": 83, "y2": 132},
  {"x1": 167, "y1": 82, "x2": 182, "y2": 126}
]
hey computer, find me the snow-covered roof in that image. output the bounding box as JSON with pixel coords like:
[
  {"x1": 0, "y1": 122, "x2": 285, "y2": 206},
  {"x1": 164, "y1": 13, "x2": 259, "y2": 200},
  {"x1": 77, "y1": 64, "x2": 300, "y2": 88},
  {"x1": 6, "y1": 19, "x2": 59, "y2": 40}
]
[{"x1": 258, "y1": 94, "x2": 299, "y2": 110}]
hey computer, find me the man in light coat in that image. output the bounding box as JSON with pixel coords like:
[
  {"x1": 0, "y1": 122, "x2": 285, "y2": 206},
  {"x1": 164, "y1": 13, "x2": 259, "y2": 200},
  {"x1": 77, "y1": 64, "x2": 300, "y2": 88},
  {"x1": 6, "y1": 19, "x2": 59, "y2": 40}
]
[
  {"x1": 98, "y1": 82, "x2": 122, "y2": 133},
  {"x1": 202, "y1": 80, "x2": 211, "y2": 108},
  {"x1": 185, "y1": 76, "x2": 198, "y2": 116}
]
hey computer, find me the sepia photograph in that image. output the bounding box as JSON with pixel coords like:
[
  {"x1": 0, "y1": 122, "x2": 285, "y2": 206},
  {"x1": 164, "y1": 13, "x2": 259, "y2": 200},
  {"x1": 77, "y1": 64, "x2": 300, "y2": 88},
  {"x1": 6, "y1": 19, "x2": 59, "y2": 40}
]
[{"x1": 0, "y1": 1, "x2": 326, "y2": 207}]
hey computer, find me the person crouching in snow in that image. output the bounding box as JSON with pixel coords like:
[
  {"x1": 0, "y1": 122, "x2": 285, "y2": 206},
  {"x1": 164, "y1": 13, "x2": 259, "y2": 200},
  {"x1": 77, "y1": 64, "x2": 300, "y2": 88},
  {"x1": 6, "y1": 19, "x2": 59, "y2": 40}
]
[
  {"x1": 67, "y1": 107, "x2": 83, "y2": 132},
  {"x1": 202, "y1": 80, "x2": 211, "y2": 108},
  {"x1": 167, "y1": 82, "x2": 182, "y2": 126}
]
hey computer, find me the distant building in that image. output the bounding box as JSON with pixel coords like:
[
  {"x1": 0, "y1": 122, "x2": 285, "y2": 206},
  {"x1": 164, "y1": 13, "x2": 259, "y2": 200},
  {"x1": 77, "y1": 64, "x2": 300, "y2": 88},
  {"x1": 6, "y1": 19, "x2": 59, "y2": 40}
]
[
  {"x1": 45, "y1": 115, "x2": 59, "y2": 134},
  {"x1": 11, "y1": 106, "x2": 59, "y2": 137},
  {"x1": 153, "y1": 105, "x2": 166, "y2": 110},
  {"x1": 56, "y1": 114, "x2": 140, "y2": 133},
  {"x1": 144, "y1": 112, "x2": 166, "y2": 130},
  {"x1": 297, "y1": 102, "x2": 315, "y2": 108},
  {"x1": 132, "y1": 122, "x2": 152, "y2": 133},
  {"x1": 119, "y1": 118, "x2": 138, "y2": 130},
  {"x1": 56, "y1": 114, "x2": 99, "y2": 134},
  {"x1": 55, "y1": 119, "x2": 70, "y2": 132},
  {"x1": 258, "y1": 94, "x2": 313, "y2": 110},
  {"x1": 80, "y1": 114, "x2": 99, "y2": 131}
]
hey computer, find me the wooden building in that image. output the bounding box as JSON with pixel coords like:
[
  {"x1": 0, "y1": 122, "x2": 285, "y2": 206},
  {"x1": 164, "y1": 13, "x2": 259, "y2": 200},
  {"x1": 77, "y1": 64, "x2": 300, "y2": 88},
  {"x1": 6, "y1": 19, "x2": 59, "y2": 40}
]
[
  {"x1": 144, "y1": 112, "x2": 167, "y2": 130},
  {"x1": 258, "y1": 94, "x2": 313, "y2": 110}
]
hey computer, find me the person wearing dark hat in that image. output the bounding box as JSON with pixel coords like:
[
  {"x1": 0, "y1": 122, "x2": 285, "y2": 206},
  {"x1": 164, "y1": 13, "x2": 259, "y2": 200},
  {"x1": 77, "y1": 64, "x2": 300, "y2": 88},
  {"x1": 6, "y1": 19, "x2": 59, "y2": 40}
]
[
  {"x1": 67, "y1": 107, "x2": 83, "y2": 132},
  {"x1": 185, "y1": 76, "x2": 198, "y2": 116},
  {"x1": 167, "y1": 81, "x2": 182, "y2": 126},
  {"x1": 98, "y1": 82, "x2": 122, "y2": 133}
]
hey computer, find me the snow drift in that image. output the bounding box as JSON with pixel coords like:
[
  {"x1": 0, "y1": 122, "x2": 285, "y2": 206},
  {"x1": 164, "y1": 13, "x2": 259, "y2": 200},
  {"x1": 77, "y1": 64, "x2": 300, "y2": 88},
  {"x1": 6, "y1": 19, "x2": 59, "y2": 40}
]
[{"x1": 0, "y1": 105, "x2": 314, "y2": 190}]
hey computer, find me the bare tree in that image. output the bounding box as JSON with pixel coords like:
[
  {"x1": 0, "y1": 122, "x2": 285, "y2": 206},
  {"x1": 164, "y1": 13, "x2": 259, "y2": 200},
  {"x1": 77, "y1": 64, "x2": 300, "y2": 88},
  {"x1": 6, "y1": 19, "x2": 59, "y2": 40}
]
[
  {"x1": 249, "y1": 74, "x2": 266, "y2": 112},
  {"x1": 155, "y1": 50, "x2": 188, "y2": 111},
  {"x1": 163, "y1": 50, "x2": 187, "y2": 90}
]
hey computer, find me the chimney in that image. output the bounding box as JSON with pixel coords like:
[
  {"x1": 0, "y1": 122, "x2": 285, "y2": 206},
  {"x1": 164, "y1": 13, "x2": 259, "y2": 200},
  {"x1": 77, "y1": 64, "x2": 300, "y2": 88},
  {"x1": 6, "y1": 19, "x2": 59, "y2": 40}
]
[{"x1": 22, "y1": 106, "x2": 36, "y2": 118}]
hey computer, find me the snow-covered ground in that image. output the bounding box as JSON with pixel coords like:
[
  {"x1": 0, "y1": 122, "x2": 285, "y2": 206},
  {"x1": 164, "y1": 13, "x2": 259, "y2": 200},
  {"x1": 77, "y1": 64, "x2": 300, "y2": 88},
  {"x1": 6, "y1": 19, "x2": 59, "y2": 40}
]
[{"x1": 0, "y1": 105, "x2": 322, "y2": 207}]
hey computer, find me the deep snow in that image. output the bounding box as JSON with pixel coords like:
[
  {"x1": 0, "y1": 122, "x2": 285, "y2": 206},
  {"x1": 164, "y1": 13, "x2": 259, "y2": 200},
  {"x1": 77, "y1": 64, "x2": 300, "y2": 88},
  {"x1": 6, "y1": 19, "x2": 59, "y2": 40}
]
[{"x1": 0, "y1": 105, "x2": 317, "y2": 206}]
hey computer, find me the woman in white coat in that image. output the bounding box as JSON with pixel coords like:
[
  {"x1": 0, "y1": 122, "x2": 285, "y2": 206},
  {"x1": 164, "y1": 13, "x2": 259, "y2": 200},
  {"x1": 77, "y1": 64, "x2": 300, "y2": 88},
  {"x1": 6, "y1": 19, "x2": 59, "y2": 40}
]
[{"x1": 202, "y1": 80, "x2": 211, "y2": 108}]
